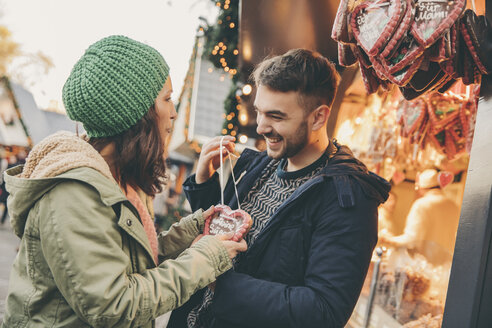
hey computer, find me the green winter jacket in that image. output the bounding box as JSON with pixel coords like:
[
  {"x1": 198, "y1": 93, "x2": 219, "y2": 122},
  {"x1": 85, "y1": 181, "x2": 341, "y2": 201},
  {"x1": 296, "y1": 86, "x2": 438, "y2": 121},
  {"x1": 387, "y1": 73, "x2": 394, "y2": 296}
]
[{"x1": 1, "y1": 132, "x2": 232, "y2": 328}]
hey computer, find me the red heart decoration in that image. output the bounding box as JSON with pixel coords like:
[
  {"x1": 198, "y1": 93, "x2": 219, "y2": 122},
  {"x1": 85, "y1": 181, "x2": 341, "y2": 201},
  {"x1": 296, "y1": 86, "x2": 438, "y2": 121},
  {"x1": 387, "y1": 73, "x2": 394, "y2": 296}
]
[
  {"x1": 204, "y1": 205, "x2": 252, "y2": 242},
  {"x1": 438, "y1": 171, "x2": 454, "y2": 188},
  {"x1": 351, "y1": 0, "x2": 403, "y2": 56},
  {"x1": 411, "y1": 0, "x2": 466, "y2": 48}
]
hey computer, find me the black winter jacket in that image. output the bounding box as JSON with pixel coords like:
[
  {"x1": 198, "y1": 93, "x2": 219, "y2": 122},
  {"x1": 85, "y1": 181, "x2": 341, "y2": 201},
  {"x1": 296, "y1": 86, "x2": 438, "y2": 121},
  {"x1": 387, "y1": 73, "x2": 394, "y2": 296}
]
[{"x1": 169, "y1": 144, "x2": 390, "y2": 328}]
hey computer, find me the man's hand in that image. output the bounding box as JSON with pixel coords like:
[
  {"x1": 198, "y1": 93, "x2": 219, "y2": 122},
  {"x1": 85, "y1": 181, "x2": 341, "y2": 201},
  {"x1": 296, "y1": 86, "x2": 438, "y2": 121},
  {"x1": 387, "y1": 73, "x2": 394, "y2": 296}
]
[
  {"x1": 216, "y1": 233, "x2": 248, "y2": 259},
  {"x1": 195, "y1": 136, "x2": 236, "y2": 184}
]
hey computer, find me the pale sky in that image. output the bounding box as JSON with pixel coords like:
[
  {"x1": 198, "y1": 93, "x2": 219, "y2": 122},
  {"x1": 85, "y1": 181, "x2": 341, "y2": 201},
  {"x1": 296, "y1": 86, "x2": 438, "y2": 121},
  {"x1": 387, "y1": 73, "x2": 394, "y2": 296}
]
[{"x1": 2, "y1": 0, "x2": 218, "y2": 110}]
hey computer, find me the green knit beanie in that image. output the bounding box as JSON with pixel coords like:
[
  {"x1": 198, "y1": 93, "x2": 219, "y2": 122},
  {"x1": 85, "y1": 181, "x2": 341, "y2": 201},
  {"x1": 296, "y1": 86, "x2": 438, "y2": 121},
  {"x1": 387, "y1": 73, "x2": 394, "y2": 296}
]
[{"x1": 62, "y1": 35, "x2": 169, "y2": 137}]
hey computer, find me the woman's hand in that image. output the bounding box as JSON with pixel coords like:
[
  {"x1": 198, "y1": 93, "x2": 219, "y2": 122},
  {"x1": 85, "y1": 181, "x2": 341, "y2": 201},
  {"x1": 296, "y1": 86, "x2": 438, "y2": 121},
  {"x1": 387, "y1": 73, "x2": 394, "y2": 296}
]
[{"x1": 195, "y1": 136, "x2": 235, "y2": 184}]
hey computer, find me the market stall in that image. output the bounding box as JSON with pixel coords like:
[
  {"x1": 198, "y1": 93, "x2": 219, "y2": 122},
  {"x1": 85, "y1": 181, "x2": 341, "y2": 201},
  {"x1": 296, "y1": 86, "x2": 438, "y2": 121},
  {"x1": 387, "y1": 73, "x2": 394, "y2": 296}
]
[{"x1": 328, "y1": 0, "x2": 490, "y2": 327}]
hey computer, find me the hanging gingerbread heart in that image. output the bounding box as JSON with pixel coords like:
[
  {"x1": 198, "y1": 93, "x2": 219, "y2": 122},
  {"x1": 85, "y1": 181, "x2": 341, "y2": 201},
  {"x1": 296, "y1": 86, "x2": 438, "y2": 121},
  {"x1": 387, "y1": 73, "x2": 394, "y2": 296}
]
[
  {"x1": 338, "y1": 43, "x2": 358, "y2": 67},
  {"x1": 351, "y1": 0, "x2": 403, "y2": 56},
  {"x1": 204, "y1": 205, "x2": 252, "y2": 242},
  {"x1": 359, "y1": 64, "x2": 382, "y2": 94},
  {"x1": 461, "y1": 9, "x2": 492, "y2": 74},
  {"x1": 426, "y1": 93, "x2": 461, "y2": 132},
  {"x1": 427, "y1": 129, "x2": 447, "y2": 154},
  {"x1": 380, "y1": 0, "x2": 413, "y2": 58},
  {"x1": 382, "y1": 35, "x2": 425, "y2": 74},
  {"x1": 372, "y1": 55, "x2": 423, "y2": 87},
  {"x1": 440, "y1": 22, "x2": 461, "y2": 79},
  {"x1": 411, "y1": 0, "x2": 466, "y2": 48},
  {"x1": 403, "y1": 98, "x2": 427, "y2": 136},
  {"x1": 331, "y1": 0, "x2": 352, "y2": 43},
  {"x1": 444, "y1": 130, "x2": 458, "y2": 159},
  {"x1": 428, "y1": 33, "x2": 449, "y2": 62},
  {"x1": 438, "y1": 171, "x2": 454, "y2": 188}
]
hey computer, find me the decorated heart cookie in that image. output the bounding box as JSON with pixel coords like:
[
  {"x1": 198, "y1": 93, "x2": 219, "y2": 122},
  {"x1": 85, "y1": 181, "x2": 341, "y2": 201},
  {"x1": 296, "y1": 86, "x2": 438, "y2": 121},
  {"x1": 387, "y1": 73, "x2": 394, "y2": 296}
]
[
  {"x1": 338, "y1": 43, "x2": 358, "y2": 67},
  {"x1": 439, "y1": 22, "x2": 460, "y2": 79},
  {"x1": 380, "y1": 0, "x2": 413, "y2": 58},
  {"x1": 461, "y1": 9, "x2": 492, "y2": 74},
  {"x1": 411, "y1": 0, "x2": 466, "y2": 48},
  {"x1": 372, "y1": 55, "x2": 423, "y2": 87},
  {"x1": 204, "y1": 205, "x2": 252, "y2": 242},
  {"x1": 331, "y1": 0, "x2": 352, "y2": 43},
  {"x1": 438, "y1": 171, "x2": 454, "y2": 188},
  {"x1": 403, "y1": 98, "x2": 427, "y2": 136},
  {"x1": 382, "y1": 36, "x2": 425, "y2": 74},
  {"x1": 351, "y1": 0, "x2": 403, "y2": 56},
  {"x1": 426, "y1": 93, "x2": 461, "y2": 132}
]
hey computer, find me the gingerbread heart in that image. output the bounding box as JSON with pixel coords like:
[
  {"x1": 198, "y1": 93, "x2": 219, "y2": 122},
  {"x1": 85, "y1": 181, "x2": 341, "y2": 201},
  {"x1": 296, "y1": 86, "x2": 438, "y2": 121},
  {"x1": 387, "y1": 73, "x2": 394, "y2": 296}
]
[
  {"x1": 338, "y1": 43, "x2": 358, "y2": 67},
  {"x1": 461, "y1": 9, "x2": 492, "y2": 74},
  {"x1": 382, "y1": 35, "x2": 425, "y2": 75},
  {"x1": 438, "y1": 171, "x2": 454, "y2": 188},
  {"x1": 204, "y1": 205, "x2": 252, "y2": 242},
  {"x1": 411, "y1": 0, "x2": 466, "y2": 48},
  {"x1": 426, "y1": 93, "x2": 461, "y2": 132},
  {"x1": 380, "y1": 0, "x2": 413, "y2": 58},
  {"x1": 372, "y1": 55, "x2": 423, "y2": 87},
  {"x1": 440, "y1": 22, "x2": 460, "y2": 79},
  {"x1": 403, "y1": 98, "x2": 427, "y2": 136},
  {"x1": 331, "y1": 0, "x2": 352, "y2": 43},
  {"x1": 351, "y1": 0, "x2": 403, "y2": 56}
]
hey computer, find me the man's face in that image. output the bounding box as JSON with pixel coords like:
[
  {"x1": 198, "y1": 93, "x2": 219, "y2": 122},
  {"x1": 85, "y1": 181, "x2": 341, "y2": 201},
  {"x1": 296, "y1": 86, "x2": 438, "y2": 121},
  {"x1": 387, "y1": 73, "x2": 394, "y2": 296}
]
[{"x1": 254, "y1": 85, "x2": 310, "y2": 159}]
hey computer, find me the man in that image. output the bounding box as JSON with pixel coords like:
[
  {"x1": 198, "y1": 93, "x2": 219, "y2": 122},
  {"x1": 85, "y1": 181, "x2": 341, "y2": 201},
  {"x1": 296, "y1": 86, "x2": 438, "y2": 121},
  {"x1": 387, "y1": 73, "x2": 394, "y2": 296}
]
[
  {"x1": 380, "y1": 169, "x2": 461, "y2": 265},
  {"x1": 169, "y1": 49, "x2": 390, "y2": 328}
]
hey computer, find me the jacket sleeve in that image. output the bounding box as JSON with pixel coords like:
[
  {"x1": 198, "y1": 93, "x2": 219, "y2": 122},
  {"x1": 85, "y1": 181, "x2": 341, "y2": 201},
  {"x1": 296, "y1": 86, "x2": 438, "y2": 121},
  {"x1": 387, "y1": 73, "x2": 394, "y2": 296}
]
[
  {"x1": 183, "y1": 173, "x2": 222, "y2": 212},
  {"x1": 38, "y1": 181, "x2": 232, "y2": 328},
  {"x1": 211, "y1": 192, "x2": 378, "y2": 328},
  {"x1": 157, "y1": 209, "x2": 206, "y2": 261}
]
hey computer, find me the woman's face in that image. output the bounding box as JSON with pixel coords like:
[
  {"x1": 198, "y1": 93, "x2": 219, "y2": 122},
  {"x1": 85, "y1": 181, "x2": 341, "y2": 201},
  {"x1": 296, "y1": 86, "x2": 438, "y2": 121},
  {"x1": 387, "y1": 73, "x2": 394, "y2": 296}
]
[{"x1": 155, "y1": 76, "x2": 177, "y2": 144}]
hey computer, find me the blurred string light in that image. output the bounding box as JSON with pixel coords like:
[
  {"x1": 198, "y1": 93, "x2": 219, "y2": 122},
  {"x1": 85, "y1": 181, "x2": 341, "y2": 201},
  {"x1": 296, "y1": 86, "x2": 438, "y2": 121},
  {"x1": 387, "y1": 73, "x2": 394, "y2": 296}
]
[
  {"x1": 239, "y1": 134, "x2": 248, "y2": 144},
  {"x1": 242, "y1": 84, "x2": 252, "y2": 96},
  {"x1": 201, "y1": 0, "x2": 241, "y2": 137}
]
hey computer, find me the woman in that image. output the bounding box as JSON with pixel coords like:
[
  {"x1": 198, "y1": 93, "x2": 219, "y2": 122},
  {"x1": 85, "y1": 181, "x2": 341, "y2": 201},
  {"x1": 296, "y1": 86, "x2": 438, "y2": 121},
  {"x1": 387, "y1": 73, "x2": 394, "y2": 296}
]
[{"x1": 1, "y1": 35, "x2": 246, "y2": 328}]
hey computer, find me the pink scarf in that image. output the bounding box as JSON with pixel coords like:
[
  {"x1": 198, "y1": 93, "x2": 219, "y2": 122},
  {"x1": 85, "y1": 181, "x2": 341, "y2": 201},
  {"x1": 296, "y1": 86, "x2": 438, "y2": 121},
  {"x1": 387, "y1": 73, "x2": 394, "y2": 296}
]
[{"x1": 124, "y1": 186, "x2": 158, "y2": 264}]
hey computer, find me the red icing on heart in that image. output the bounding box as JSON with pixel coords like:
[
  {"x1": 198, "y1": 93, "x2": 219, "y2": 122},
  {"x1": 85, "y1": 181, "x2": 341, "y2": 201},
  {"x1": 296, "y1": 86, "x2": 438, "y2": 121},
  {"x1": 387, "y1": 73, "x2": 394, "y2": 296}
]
[
  {"x1": 351, "y1": 0, "x2": 403, "y2": 56},
  {"x1": 411, "y1": 0, "x2": 466, "y2": 48},
  {"x1": 438, "y1": 171, "x2": 454, "y2": 188},
  {"x1": 204, "y1": 205, "x2": 252, "y2": 242}
]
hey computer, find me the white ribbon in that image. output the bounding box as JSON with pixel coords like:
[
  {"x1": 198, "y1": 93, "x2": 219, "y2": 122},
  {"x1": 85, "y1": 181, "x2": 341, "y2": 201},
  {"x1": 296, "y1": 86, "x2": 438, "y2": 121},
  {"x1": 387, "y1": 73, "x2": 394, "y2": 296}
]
[{"x1": 219, "y1": 136, "x2": 241, "y2": 209}]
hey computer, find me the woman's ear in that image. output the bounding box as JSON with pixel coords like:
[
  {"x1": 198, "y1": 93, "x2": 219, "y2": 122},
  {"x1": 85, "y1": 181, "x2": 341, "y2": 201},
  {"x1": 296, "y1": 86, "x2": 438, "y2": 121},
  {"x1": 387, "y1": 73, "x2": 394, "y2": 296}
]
[{"x1": 311, "y1": 105, "x2": 330, "y2": 131}]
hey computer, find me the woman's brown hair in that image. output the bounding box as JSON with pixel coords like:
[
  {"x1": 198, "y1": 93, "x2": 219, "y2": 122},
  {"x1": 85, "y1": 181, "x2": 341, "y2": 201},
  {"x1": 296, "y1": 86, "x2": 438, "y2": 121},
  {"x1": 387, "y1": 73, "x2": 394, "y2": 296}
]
[{"x1": 88, "y1": 104, "x2": 166, "y2": 196}]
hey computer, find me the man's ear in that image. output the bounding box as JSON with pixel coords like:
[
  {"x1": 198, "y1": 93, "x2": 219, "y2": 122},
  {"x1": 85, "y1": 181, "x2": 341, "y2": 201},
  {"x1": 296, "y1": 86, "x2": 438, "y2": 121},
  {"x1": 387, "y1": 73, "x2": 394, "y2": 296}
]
[{"x1": 311, "y1": 105, "x2": 330, "y2": 131}]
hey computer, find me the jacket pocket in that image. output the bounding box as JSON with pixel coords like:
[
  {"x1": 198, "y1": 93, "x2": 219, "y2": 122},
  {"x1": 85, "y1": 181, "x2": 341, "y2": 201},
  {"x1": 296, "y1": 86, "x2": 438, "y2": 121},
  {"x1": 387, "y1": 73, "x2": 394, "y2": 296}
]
[{"x1": 275, "y1": 225, "x2": 304, "y2": 284}]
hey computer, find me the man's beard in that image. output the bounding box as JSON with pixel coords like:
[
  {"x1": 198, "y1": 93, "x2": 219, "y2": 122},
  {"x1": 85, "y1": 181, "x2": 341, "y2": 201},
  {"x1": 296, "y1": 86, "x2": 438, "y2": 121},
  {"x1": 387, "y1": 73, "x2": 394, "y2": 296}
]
[{"x1": 264, "y1": 120, "x2": 309, "y2": 159}]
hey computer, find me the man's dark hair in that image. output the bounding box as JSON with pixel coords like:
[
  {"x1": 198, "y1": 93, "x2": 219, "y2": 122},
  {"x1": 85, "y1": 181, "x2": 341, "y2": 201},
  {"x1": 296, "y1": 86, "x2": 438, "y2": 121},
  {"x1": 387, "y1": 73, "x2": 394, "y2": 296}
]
[
  {"x1": 252, "y1": 48, "x2": 340, "y2": 113},
  {"x1": 88, "y1": 104, "x2": 166, "y2": 197}
]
